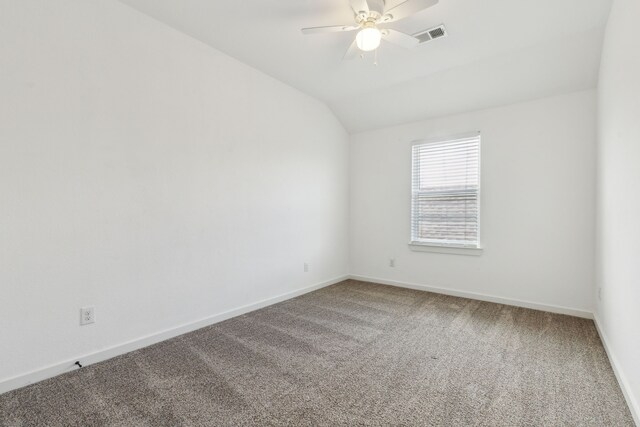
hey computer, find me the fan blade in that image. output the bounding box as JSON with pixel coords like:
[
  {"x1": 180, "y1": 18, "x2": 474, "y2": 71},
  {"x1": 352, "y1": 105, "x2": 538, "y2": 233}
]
[
  {"x1": 381, "y1": 29, "x2": 419, "y2": 48},
  {"x1": 383, "y1": 0, "x2": 438, "y2": 23},
  {"x1": 301, "y1": 24, "x2": 358, "y2": 34},
  {"x1": 343, "y1": 40, "x2": 361, "y2": 60},
  {"x1": 349, "y1": 0, "x2": 370, "y2": 15}
]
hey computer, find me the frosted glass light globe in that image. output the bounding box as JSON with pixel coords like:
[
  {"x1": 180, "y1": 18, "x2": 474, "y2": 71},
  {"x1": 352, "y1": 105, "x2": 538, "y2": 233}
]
[{"x1": 356, "y1": 27, "x2": 382, "y2": 52}]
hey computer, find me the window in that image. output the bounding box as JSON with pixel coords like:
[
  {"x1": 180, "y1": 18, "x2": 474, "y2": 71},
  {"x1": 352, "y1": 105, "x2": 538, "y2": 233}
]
[{"x1": 411, "y1": 133, "x2": 481, "y2": 249}]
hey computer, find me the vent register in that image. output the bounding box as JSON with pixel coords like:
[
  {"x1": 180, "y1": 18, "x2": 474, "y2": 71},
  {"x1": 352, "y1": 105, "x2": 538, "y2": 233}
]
[{"x1": 413, "y1": 25, "x2": 447, "y2": 44}]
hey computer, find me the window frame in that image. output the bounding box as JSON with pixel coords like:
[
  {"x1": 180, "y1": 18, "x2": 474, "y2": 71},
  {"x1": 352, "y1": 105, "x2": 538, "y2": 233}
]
[{"x1": 409, "y1": 132, "x2": 483, "y2": 255}]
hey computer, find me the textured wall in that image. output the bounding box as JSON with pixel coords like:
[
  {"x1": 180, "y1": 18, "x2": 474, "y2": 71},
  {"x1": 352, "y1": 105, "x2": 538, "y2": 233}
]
[
  {"x1": 350, "y1": 91, "x2": 597, "y2": 314},
  {"x1": 0, "y1": 0, "x2": 349, "y2": 384},
  {"x1": 596, "y1": 0, "x2": 640, "y2": 421}
]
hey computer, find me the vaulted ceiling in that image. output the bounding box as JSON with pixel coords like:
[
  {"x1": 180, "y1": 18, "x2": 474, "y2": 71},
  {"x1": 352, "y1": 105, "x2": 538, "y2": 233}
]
[{"x1": 118, "y1": 0, "x2": 612, "y2": 133}]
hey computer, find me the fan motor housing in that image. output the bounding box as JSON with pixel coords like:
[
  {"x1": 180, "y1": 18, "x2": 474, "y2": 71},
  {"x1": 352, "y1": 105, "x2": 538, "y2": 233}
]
[{"x1": 355, "y1": 0, "x2": 385, "y2": 23}]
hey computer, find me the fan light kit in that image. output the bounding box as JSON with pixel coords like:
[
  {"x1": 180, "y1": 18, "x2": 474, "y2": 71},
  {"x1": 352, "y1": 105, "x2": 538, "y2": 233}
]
[
  {"x1": 301, "y1": 0, "x2": 439, "y2": 63},
  {"x1": 356, "y1": 25, "x2": 382, "y2": 51}
]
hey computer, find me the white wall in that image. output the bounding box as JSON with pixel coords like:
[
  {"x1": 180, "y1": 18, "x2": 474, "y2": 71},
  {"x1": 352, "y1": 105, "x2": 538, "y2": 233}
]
[
  {"x1": 350, "y1": 91, "x2": 596, "y2": 315},
  {"x1": 596, "y1": 0, "x2": 640, "y2": 421},
  {"x1": 0, "y1": 0, "x2": 348, "y2": 386}
]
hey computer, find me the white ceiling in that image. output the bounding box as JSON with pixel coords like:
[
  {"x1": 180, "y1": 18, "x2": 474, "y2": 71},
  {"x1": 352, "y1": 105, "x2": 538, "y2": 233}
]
[{"x1": 118, "y1": 0, "x2": 612, "y2": 133}]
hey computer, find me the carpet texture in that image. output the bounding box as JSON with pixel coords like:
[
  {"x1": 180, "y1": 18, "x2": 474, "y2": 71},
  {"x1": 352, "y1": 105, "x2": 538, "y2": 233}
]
[{"x1": 0, "y1": 280, "x2": 634, "y2": 426}]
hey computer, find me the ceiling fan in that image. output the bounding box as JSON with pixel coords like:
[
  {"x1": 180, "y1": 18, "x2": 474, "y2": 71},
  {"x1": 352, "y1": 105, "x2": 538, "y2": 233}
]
[{"x1": 301, "y1": 0, "x2": 439, "y2": 59}]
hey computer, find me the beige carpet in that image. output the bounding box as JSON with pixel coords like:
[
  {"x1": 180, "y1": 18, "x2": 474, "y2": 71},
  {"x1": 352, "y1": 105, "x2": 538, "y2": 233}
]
[{"x1": 0, "y1": 280, "x2": 634, "y2": 426}]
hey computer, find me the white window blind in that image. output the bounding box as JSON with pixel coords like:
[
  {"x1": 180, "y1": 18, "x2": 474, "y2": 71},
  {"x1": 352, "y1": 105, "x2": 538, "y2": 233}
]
[{"x1": 411, "y1": 134, "x2": 480, "y2": 248}]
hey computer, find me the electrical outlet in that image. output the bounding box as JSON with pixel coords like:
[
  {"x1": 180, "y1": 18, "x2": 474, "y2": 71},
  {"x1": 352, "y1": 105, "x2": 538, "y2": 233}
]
[
  {"x1": 80, "y1": 307, "x2": 95, "y2": 325},
  {"x1": 389, "y1": 258, "x2": 395, "y2": 268},
  {"x1": 598, "y1": 287, "x2": 602, "y2": 301},
  {"x1": 304, "y1": 262, "x2": 309, "y2": 273}
]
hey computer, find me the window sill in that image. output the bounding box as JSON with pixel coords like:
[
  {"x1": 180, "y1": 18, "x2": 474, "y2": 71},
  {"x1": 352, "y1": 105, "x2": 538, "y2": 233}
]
[{"x1": 408, "y1": 243, "x2": 483, "y2": 256}]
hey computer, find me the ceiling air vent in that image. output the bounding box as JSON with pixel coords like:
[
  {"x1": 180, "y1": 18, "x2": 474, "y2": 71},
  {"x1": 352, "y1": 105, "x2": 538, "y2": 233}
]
[{"x1": 413, "y1": 25, "x2": 448, "y2": 44}]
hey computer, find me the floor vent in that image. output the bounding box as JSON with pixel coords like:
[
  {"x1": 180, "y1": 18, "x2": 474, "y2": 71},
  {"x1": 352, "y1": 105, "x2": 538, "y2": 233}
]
[{"x1": 414, "y1": 25, "x2": 448, "y2": 44}]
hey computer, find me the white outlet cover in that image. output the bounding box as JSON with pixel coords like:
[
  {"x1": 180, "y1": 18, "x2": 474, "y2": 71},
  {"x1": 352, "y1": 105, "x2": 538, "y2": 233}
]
[{"x1": 80, "y1": 306, "x2": 95, "y2": 325}]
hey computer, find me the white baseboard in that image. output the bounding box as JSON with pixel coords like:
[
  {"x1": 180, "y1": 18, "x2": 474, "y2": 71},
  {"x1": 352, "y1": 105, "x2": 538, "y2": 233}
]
[
  {"x1": 0, "y1": 275, "x2": 348, "y2": 396},
  {"x1": 593, "y1": 314, "x2": 640, "y2": 426},
  {"x1": 348, "y1": 275, "x2": 593, "y2": 319}
]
